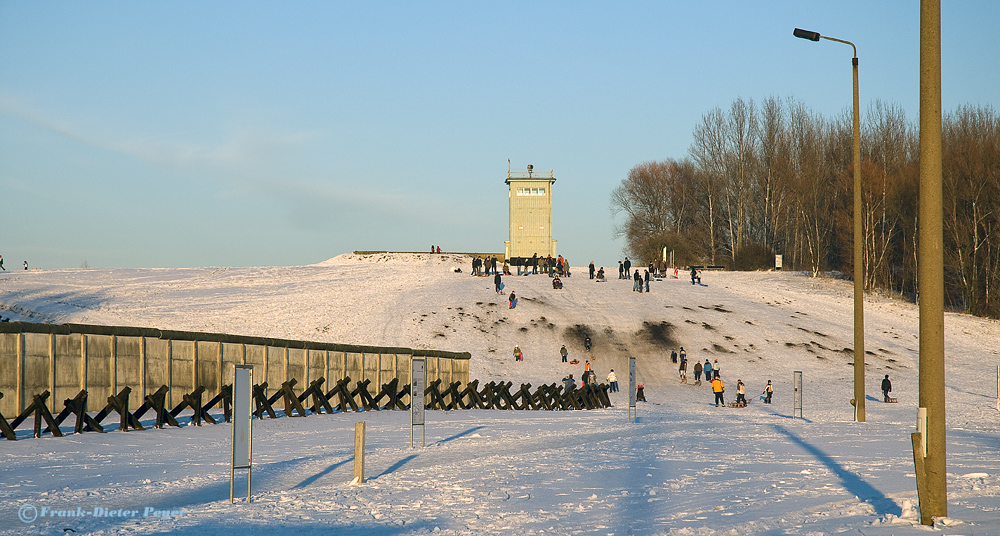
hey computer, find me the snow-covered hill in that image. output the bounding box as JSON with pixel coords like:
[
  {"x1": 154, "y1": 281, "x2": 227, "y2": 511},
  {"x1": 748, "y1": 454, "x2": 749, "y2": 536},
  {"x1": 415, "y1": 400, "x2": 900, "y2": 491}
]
[{"x1": 1, "y1": 253, "x2": 998, "y2": 535}]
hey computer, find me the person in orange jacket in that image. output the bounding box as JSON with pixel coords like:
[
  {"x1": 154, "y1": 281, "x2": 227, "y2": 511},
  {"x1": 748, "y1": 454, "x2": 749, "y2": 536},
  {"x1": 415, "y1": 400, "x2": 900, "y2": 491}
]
[{"x1": 711, "y1": 376, "x2": 725, "y2": 407}]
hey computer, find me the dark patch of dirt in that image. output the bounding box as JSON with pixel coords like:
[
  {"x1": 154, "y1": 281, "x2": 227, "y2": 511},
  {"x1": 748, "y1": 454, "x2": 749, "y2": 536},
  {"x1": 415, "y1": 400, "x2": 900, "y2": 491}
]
[
  {"x1": 714, "y1": 306, "x2": 731, "y2": 313},
  {"x1": 519, "y1": 327, "x2": 529, "y2": 332},
  {"x1": 683, "y1": 306, "x2": 694, "y2": 311},
  {"x1": 724, "y1": 335, "x2": 735, "y2": 341},
  {"x1": 711, "y1": 343, "x2": 732, "y2": 353},
  {"x1": 564, "y1": 324, "x2": 595, "y2": 342},
  {"x1": 796, "y1": 311, "x2": 809, "y2": 315},
  {"x1": 745, "y1": 320, "x2": 754, "y2": 325},
  {"x1": 813, "y1": 331, "x2": 827, "y2": 337},
  {"x1": 640, "y1": 321, "x2": 678, "y2": 348},
  {"x1": 434, "y1": 333, "x2": 446, "y2": 338},
  {"x1": 702, "y1": 322, "x2": 715, "y2": 331},
  {"x1": 685, "y1": 320, "x2": 698, "y2": 325},
  {"x1": 878, "y1": 348, "x2": 896, "y2": 355}
]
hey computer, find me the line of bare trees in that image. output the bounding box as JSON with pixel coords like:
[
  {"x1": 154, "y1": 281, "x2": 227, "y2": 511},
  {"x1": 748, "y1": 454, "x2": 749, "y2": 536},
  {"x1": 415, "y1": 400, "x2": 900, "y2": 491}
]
[{"x1": 611, "y1": 97, "x2": 1000, "y2": 318}]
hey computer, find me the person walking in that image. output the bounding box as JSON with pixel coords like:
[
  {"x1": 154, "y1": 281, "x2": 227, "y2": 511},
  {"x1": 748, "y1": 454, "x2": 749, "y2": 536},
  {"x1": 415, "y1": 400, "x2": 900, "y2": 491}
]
[
  {"x1": 513, "y1": 346, "x2": 523, "y2": 362},
  {"x1": 560, "y1": 345, "x2": 568, "y2": 363},
  {"x1": 508, "y1": 291, "x2": 517, "y2": 309},
  {"x1": 494, "y1": 271, "x2": 503, "y2": 294},
  {"x1": 712, "y1": 359, "x2": 721, "y2": 380},
  {"x1": 635, "y1": 381, "x2": 646, "y2": 402},
  {"x1": 693, "y1": 360, "x2": 703, "y2": 385},
  {"x1": 0, "y1": 254, "x2": 5, "y2": 270},
  {"x1": 589, "y1": 261, "x2": 595, "y2": 280},
  {"x1": 881, "y1": 374, "x2": 892, "y2": 402},
  {"x1": 643, "y1": 269, "x2": 650, "y2": 292},
  {"x1": 679, "y1": 357, "x2": 688, "y2": 383},
  {"x1": 671, "y1": 349, "x2": 678, "y2": 363},
  {"x1": 532, "y1": 253, "x2": 538, "y2": 274},
  {"x1": 633, "y1": 269, "x2": 642, "y2": 292},
  {"x1": 711, "y1": 376, "x2": 725, "y2": 407},
  {"x1": 623, "y1": 257, "x2": 631, "y2": 278},
  {"x1": 618, "y1": 261, "x2": 624, "y2": 279},
  {"x1": 735, "y1": 379, "x2": 747, "y2": 407},
  {"x1": 584, "y1": 336, "x2": 592, "y2": 351},
  {"x1": 679, "y1": 347, "x2": 687, "y2": 363},
  {"x1": 763, "y1": 380, "x2": 773, "y2": 404},
  {"x1": 607, "y1": 369, "x2": 619, "y2": 392},
  {"x1": 23, "y1": 261, "x2": 28, "y2": 271},
  {"x1": 702, "y1": 359, "x2": 712, "y2": 382}
]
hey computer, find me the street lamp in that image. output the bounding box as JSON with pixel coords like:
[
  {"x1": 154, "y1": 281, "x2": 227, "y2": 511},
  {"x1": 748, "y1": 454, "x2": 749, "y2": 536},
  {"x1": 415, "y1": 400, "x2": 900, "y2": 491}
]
[{"x1": 793, "y1": 27, "x2": 865, "y2": 422}]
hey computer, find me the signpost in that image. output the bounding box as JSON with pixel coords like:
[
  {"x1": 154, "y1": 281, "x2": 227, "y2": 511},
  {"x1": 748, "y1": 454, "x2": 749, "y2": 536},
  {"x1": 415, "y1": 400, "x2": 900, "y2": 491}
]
[
  {"x1": 411, "y1": 357, "x2": 425, "y2": 447},
  {"x1": 628, "y1": 357, "x2": 636, "y2": 423},
  {"x1": 230, "y1": 365, "x2": 253, "y2": 503},
  {"x1": 792, "y1": 370, "x2": 803, "y2": 419}
]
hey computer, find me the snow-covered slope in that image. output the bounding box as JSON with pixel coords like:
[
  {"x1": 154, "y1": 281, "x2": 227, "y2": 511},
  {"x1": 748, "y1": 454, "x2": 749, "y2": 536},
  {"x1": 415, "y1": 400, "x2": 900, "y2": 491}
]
[{"x1": 1, "y1": 254, "x2": 998, "y2": 535}]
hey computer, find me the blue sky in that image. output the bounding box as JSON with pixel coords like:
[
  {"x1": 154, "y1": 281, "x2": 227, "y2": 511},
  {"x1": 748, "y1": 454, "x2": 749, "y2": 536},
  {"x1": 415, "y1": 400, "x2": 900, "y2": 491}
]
[{"x1": 1, "y1": 1, "x2": 997, "y2": 269}]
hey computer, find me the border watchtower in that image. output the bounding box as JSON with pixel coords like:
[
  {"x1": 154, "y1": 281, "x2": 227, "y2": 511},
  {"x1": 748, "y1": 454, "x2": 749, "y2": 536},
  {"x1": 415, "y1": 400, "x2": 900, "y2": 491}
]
[{"x1": 504, "y1": 164, "x2": 557, "y2": 259}]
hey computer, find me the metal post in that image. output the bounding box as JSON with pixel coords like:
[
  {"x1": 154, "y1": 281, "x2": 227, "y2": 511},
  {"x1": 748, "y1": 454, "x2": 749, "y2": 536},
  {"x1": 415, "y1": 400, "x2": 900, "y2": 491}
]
[
  {"x1": 918, "y1": 0, "x2": 947, "y2": 523},
  {"x1": 793, "y1": 27, "x2": 865, "y2": 422},
  {"x1": 230, "y1": 365, "x2": 253, "y2": 503},
  {"x1": 851, "y1": 51, "x2": 866, "y2": 423},
  {"x1": 792, "y1": 371, "x2": 803, "y2": 419},
  {"x1": 410, "y1": 357, "x2": 425, "y2": 448}
]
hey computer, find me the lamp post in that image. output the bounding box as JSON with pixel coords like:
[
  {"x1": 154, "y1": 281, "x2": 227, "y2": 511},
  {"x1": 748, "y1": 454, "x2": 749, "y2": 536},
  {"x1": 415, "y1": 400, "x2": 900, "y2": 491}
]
[{"x1": 793, "y1": 27, "x2": 865, "y2": 422}]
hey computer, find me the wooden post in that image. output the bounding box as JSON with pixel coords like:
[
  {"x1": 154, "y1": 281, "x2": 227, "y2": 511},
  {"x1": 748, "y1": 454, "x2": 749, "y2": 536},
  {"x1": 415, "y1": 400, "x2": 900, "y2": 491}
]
[
  {"x1": 140, "y1": 336, "x2": 147, "y2": 401},
  {"x1": 110, "y1": 335, "x2": 118, "y2": 398},
  {"x1": 283, "y1": 347, "x2": 289, "y2": 384},
  {"x1": 353, "y1": 421, "x2": 366, "y2": 484},
  {"x1": 16, "y1": 332, "x2": 24, "y2": 415},
  {"x1": 192, "y1": 340, "x2": 199, "y2": 392},
  {"x1": 48, "y1": 333, "x2": 56, "y2": 412},
  {"x1": 167, "y1": 340, "x2": 173, "y2": 408},
  {"x1": 80, "y1": 334, "x2": 88, "y2": 394},
  {"x1": 218, "y1": 342, "x2": 224, "y2": 394}
]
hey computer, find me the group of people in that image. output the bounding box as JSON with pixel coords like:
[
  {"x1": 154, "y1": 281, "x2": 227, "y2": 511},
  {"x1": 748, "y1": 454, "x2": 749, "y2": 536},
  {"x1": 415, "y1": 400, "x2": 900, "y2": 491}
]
[
  {"x1": 472, "y1": 255, "x2": 501, "y2": 277},
  {"x1": 671, "y1": 348, "x2": 773, "y2": 406},
  {"x1": 588, "y1": 262, "x2": 607, "y2": 282},
  {"x1": 429, "y1": 245, "x2": 442, "y2": 254},
  {"x1": 506, "y1": 254, "x2": 570, "y2": 277}
]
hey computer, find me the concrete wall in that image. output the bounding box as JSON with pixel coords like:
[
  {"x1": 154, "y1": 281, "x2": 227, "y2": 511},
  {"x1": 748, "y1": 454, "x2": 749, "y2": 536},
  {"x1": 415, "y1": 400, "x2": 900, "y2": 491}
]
[{"x1": 0, "y1": 323, "x2": 471, "y2": 417}]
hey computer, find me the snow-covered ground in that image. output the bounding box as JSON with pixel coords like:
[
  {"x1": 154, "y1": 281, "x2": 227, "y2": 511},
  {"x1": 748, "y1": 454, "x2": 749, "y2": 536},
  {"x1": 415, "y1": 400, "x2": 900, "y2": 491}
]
[{"x1": 1, "y1": 253, "x2": 998, "y2": 535}]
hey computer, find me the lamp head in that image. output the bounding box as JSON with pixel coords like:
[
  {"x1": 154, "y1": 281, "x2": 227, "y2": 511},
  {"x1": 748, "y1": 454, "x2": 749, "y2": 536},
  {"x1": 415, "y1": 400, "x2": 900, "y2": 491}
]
[{"x1": 793, "y1": 28, "x2": 821, "y2": 41}]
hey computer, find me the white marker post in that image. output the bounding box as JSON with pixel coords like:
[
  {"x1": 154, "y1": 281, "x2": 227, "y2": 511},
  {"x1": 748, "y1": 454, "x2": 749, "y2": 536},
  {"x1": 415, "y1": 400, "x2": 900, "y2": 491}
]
[
  {"x1": 230, "y1": 364, "x2": 253, "y2": 503},
  {"x1": 792, "y1": 370, "x2": 803, "y2": 419},
  {"x1": 411, "y1": 357, "x2": 425, "y2": 448},
  {"x1": 628, "y1": 356, "x2": 636, "y2": 423}
]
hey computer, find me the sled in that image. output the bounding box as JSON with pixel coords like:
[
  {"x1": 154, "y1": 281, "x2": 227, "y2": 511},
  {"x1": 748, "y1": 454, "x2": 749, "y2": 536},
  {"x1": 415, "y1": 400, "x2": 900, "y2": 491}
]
[
  {"x1": 569, "y1": 359, "x2": 580, "y2": 365},
  {"x1": 728, "y1": 401, "x2": 749, "y2": 408},
  {"x1": 884, "y1": 397, "x2": 898, "y2": 403}
]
